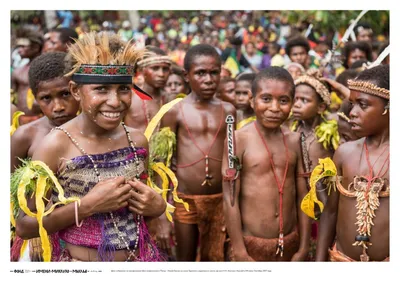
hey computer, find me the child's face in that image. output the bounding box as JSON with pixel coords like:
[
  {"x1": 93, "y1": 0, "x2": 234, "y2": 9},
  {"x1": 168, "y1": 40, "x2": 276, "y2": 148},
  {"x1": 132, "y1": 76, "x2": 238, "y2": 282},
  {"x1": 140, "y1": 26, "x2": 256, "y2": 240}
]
[
  {"x1": 349, "y1": 90, "x2": 388, "y2": 137},
  {"x1": 43, "y1": 32, "x2": 66, "y2": 53},
  {"x1": 165, "y1": 74, "x2": 186, "y2": 95},
  {"x1": 292, "y1": 84, "x2": 322, "y2": 121},
  {"x1": 74, "y1": 83, "x2": 132, "y2": 130},
  {"x1": 347, "y1": 49, "x2": 367, "y2": 68},
  {"x1": 289, "y1": 46, "x2": 308, "y2": 68},
  {"x1": 36, "y1": 77, "x2": 79, "y2": 126},
  {"x1": 287, "y1": 65, "x2": 302, "y2": 81},
  {"x1": 338, "y1": 118, "x2": 359, "y2": 145},
  {"x1": 219, "y1": 81, "x2": 236, "y2": 105},
  {"x1": 252, "y1": 79, "x2": 293, "y2": 129},
  {"x1": 187, "y1": 55, "x2": 221, "y2": 100},
  {"x1": 143, "y1": 63, "x2": 171, "y2": 89},
  {"x1": 235, "y1": 80, "x2": 252, "y2": 110}
]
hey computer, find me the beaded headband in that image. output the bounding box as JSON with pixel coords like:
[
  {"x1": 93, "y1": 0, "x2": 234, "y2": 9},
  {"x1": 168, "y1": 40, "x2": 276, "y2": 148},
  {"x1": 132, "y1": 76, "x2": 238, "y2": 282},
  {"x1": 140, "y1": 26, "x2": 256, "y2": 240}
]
[
  {"x1": 295, "y1": 74, "x2": 331, "y2": 105},
  {"x1": 137, "y1": 55, "x2": 172, "y2": 68},
  {"x1": 72, "y1": 64, "x2": 135, "y2": 84},
  {"x1": 16, "y1": 38, "x2": 31, "y2": 47},
  {"x1": 347, "y1": 80, "x2": 389, "y2": 100},
  {"x1": 66, "y1": 32, "x2": 152, "y2": 100}
]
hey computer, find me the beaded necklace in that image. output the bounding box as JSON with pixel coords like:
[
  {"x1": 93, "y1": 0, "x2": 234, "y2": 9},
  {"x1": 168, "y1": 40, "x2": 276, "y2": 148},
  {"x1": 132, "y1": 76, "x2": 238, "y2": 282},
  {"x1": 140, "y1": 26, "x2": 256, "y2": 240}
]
[{"x1": 55, "y1": 122, "x2": 142, "y2": 261}]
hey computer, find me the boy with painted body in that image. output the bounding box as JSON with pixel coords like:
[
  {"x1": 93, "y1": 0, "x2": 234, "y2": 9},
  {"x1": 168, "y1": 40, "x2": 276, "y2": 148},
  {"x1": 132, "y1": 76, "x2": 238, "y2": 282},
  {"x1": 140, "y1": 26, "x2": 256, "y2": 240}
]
[
  {"x1": 222, "y1": 67, "x2": 310, "y2": 261},
  {"x1": 162, "y1": 44, "x2": 236, "y2": 261}
]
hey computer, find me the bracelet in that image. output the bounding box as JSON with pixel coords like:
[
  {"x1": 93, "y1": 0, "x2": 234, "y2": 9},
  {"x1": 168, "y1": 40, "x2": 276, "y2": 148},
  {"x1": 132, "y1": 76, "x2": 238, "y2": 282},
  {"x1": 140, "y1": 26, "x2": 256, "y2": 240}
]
[{"x1": 75, "y1": 201, "x2": 84, "y2": 227}]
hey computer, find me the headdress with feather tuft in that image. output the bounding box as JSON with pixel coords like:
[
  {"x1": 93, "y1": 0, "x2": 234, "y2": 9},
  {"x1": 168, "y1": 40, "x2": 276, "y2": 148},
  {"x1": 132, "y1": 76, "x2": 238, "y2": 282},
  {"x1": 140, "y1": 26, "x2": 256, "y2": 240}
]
[{"x1": 65, "y1": 32, "x2": 152, "y2": 100}]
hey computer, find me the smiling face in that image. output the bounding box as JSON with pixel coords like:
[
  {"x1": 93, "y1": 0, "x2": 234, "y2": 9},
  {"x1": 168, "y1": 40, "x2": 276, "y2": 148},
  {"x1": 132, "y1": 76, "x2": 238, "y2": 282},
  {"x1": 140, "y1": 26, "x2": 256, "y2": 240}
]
[
  {"x1": 349, "y1": 90, "x2": 389, "y2": 137},
  {"x1": 252, "y1": 79, "x2": 293, "y2": 129},
  {"x1": 292, "y1": 84, "x2": 324, "y2": 121},
  {"x1": 36, "y1": 77, "x2": 79, "y2": 126},
  {"x1": 71, "y1": 83, "x2": 132, "y2": 131},
  {"x1": 187, "y1": 55, "x2": 221, "y2": 100},
  {"x1": 142, "y1": 62, "x2": 171, "y2": 89}
]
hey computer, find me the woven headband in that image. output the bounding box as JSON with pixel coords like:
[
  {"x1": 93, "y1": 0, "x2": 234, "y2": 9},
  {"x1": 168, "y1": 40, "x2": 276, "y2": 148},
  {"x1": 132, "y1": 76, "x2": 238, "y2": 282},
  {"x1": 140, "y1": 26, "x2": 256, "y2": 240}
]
[
  {"x1": 137, "y1": 56, "x2": 172, "y2": 68},
  {"x1": 295, "y1": 75, "x2": 331, "y2": 105},
  {"x1": 347, "y1": 80, "x2": 389, "y2": 100}
]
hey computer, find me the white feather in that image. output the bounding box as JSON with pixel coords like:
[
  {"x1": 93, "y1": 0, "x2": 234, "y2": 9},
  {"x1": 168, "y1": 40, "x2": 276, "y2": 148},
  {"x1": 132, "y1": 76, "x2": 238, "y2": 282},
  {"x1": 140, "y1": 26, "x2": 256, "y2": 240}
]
[
  {"x1": 342, "y1": 10, "x2": 368, "y2": 43},
  {"x1": 368, "y1": 45, "x2": 390, "y2": 69}
]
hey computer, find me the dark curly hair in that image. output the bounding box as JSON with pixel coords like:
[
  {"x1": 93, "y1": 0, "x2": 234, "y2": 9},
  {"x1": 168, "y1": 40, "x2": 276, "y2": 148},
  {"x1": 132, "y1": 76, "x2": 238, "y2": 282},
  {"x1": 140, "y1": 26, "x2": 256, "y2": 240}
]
[
  {"x1": 29, "y1": 51, "x2": 67, "y2": 95},
  {"x1": 342, "y1": 41, "x2": 373, "y2": 68},
  {"x1": 52, "y1": 27, "x2": 78, "y2": 44},
  {"x1": 251, "y1": 66, "x2": 295, "y2": 98},
  {"x1": 355, "y1": 64, "x2": 389, "y2": 91},
  {"x1": 183, "y1": 44, "x2": 221, "y2": 72},
  {"x1": 285, "y1": 36, "x2": 310, "y2": 57}
]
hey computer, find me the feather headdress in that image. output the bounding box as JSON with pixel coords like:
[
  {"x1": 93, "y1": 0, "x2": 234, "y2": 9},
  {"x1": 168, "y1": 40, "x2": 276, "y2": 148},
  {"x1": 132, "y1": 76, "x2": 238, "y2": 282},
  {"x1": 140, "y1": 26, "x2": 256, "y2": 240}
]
[{"x1": 65, "y1": 32, "x2": 152, "y2": 99}]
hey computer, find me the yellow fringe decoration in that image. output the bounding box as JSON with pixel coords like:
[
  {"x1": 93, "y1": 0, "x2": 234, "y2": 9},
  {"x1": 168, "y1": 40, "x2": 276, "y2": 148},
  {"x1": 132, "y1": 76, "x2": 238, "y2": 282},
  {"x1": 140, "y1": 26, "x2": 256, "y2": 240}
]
[
  {"x1": 301, "y1": 157, "x2": 337, "y2": 219},
  {"x1": 143, "y1": 97, "x2": 189, "y2": 221},
  {"x1": 16, "y1": 160, "x2": 80, "y2": 261},
  {"x1": 290, "y1": 119, "x2": 298, "y2": 132},
  {"x1": 20, "y1": 240, "x2": 29, "y2": 260},
  {"x1": 26, "y1": 88, "x2": 35, "y2": 110},
  {"x1": 315, "y1": 118, "x2": 340, "y2": 150},
  {"x1": 10, "y1": 111, "x2": 25, "y2": 136},
  {"x1": 144, "y1": 98, "x2": 183, "y2": 141},
  {"x1": 237, "y1": 116, "x2": 256, "y2": 130}
]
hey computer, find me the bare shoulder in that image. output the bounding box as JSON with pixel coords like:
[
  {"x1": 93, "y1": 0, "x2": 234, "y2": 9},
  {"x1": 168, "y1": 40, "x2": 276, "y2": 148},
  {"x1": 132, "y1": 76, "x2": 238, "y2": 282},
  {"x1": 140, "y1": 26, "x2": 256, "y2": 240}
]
[
  {"x1": 31, "y1": 128, "x2": 72, "y2": 171},
  {"x1": 284, "y1": 130, "x2": 301, "y2": 149},
  {"x1": 334, "y1": 138, "x2": 363, "y2": 161},
  {"x1": 125, "y1": 126, "x2": 149, "y2": 149},
  {"x1": 235, "y1": 122, "x2": 255, "y2": 149},
  {"x1": 12, "y1": 118, "x2": 48, "y2": 145},
  {"x1": 221, "y1": 100, "x2": 236, "y2": 115}
]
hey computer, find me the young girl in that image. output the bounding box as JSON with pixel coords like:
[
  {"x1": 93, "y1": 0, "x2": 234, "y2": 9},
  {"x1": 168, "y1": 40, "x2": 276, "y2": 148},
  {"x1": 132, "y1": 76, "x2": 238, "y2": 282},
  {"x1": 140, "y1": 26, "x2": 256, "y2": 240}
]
[{"x1": 14, "y1": 32, "x2": 167, "y2": 262}]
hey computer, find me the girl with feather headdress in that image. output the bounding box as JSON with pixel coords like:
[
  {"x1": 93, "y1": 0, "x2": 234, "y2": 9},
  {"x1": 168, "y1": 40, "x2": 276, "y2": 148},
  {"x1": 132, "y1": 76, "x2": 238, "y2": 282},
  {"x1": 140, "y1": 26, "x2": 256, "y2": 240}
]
[{"x1": 13, "y1": 32, "x2": 169, "y2": 262}]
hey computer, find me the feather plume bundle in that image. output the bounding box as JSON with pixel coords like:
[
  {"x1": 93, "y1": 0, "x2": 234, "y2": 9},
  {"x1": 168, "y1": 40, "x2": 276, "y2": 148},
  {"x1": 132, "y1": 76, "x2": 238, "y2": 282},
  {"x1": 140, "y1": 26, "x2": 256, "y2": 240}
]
[{"x1": 65, "y1": 32, "x2": 147, "y2": 77}]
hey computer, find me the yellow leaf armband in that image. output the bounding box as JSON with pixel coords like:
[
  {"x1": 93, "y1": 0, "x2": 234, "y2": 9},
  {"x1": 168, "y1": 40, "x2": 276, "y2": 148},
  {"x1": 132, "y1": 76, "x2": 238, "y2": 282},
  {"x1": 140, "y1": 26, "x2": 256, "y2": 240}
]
[
  {"x1": 10, "y1": 111, "x2": 25, "y2": 136},
  {"x1": 301, "y1": 157, "x2": 338, "y2": 220},
  {"x1": 10, "y1": 159, "x2": 80, "y2": 261}
]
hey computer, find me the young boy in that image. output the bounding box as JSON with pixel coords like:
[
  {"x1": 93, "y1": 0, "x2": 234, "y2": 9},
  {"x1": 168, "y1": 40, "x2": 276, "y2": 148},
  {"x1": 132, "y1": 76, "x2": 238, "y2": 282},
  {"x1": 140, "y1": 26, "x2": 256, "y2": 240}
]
[
  {"x1": 42, "y1": 27, "x2": 78, "y2": 53},
  {"x1": 285, "y1": 36, "x2": 311, "y2": 70},
  {"x1": 161, "y1": 44, "x2": 236, "y2": 261},
  {"x1": 124, "y1": 46, "x2": 171, "y2": 132},
  {"x1": 235, "y1": 73, "x2": 256, "y2": 129},
  {"x1": 316, "y1": 64, "x2": 389, "y2": 262},
  {"x1": 11, "y1": 51, "x2": 80, "y2": 173},
  {"x1": 222, "y1": 67, "x2": 310, "y2": 261},
  {"x1": 11, "y1": 29, "x2": 44, "y2": 124},
  {"x1": 216, "y1": 76, "x2": 236, "y2": 106}
]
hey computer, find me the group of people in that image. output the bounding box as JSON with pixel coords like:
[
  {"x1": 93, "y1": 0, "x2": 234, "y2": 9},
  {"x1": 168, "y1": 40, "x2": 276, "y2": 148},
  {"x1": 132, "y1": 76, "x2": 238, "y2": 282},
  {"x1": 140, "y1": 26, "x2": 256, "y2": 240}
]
[{"x1": 10, "y1": 11, "x2": 389, "y2": 263}]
